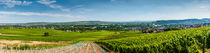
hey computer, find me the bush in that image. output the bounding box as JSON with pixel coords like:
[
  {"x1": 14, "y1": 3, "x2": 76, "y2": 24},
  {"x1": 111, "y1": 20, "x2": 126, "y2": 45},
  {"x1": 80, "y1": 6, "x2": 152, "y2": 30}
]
[{"x1": 43, "y1": 32, "x2": 50, "y2": 36}]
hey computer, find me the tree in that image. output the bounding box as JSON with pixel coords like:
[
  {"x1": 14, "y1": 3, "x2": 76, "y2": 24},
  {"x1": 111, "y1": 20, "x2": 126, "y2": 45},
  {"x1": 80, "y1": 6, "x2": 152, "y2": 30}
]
[{"x1": 43, "y1": 32, "x2": 50, "y2": 36}]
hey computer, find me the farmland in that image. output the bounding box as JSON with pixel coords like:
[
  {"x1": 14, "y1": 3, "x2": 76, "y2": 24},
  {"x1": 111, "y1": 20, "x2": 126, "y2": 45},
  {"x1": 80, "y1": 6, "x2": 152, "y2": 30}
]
[
  {"x1": 96, "y1": 26, "x2": 210, "y2": 53},
  {"x1": 0, "y1": 29, "x2": 115, "y2": 41},
  {"x1": 0, "y1": 28, "x2": 116, "y2": 52},
  {"x1": 0, "y1": 26, "x2": 210, "y2": 53}
]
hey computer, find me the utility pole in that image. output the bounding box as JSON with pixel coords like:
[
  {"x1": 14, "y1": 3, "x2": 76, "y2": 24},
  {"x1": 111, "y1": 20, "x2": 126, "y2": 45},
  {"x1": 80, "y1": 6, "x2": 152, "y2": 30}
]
[{"x1": 203, "y1": 36, "x2": 206, "y2": 53}]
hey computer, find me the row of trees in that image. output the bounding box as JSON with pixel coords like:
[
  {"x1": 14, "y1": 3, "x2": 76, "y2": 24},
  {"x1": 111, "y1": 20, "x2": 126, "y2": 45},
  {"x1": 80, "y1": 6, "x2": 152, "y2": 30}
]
[{"x1": 142, "y1": 27, "x2": 180, "y2": 33}]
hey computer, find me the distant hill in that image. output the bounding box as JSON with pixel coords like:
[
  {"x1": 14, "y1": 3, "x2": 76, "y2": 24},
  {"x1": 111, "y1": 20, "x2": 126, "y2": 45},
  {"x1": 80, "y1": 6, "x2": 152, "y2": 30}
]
[
  {"x1": 1, "y1": 18, "x2": 210, "y2": 25},
  {"x1": 0, "y1": 21, "x2": 149, "y2": 25},
  {"x1": 153, "y1": 18, "x2": 210, "y2": 25},
  {"x1": 52, "y1": 21, "x2": 121, "y2": 25}
]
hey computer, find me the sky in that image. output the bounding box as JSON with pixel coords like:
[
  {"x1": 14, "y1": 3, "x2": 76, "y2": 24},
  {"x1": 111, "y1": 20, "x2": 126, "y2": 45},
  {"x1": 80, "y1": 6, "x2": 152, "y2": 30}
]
[{"x1": 0, "y1": 0, "x2": 210, "y2": 23}]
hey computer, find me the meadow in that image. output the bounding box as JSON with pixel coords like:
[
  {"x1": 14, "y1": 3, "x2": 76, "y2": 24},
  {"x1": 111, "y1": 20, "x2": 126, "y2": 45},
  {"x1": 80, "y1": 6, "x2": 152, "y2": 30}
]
[{"x1": 0, "y1": 29, "x2": 115, "y2": 41}]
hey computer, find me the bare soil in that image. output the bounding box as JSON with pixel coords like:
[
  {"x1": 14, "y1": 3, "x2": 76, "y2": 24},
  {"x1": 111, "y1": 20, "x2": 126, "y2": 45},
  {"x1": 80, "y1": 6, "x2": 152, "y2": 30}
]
[{"x1": 93, "y1": 44, "x2": 103, "y2": 53}]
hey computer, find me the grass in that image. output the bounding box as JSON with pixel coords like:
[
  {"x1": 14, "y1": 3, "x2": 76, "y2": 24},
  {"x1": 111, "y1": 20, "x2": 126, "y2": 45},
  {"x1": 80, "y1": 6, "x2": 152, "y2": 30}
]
[
  {"x1": 100, "y1": 31, "x2": 142, "y2": 40},
  {"x1": 4, "y1": 43, "x2": 71, "y2": 50},
  {"x1": 0, "y1": 29, "x2": 115, "y2": 41}
]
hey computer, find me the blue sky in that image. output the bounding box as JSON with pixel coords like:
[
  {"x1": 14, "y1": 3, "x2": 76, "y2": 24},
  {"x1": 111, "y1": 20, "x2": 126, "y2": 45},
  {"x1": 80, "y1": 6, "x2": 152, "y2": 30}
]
[{"x1": 0, "y1": 0, "x2": 210, "y2": 23}]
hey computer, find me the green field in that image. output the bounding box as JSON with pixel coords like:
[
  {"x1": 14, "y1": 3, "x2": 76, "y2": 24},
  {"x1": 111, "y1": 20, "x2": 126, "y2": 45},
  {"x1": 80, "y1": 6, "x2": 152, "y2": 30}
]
[
  {"x1": 0, "y1": 29, "x2": 115, "y2": 41},
  {"x1": 1, "y1": 27, "x2": 210, "y2": 53},
  {"x1": 96, "y1": 26, "x2": 210, "y2": 53}
]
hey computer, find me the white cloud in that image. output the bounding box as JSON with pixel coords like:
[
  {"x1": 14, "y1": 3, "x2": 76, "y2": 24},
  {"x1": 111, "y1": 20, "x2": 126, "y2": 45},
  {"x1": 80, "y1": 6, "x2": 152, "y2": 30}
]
[
  {"x1": 22, "y1": 1, "x2": 32, "y2": 5},
  {"x1": 0, "y1": 11, "x2": 86, "y2": 18},
  {"x1": 37, "y1": 0, "x2": 70, "y2": 12},
  {"x1": 0, "y1": 0, "x2": 32, "y2": 8},
  {"x1": 48, "y1": 4, "x2": 70, "y2": 12},
  {"x1": 199, "y1": 5, "x2": 208, "y2": 8},
  {"x1": 0, "y1": 14, "x2": 8, "y2": 18},
  {"x1": 37, "y1": 0, "x2": 56, "y2": 5}
]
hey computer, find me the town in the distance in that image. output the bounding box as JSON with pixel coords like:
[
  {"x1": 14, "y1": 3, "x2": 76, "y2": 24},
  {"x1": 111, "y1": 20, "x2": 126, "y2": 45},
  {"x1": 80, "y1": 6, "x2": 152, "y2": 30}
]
[{"x1": 1, "y1": 18, "x2": 210, "y2": 33}]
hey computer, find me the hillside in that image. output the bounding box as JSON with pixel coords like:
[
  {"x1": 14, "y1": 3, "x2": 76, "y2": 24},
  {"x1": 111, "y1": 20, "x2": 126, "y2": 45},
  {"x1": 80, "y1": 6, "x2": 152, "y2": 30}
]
[
  {"x1": 22, "y1": 18, "x2": 210, "y2": 25},
  {"x1": 153, "y1": 18, "x2": 210, "y2": 25},
  {"x1": 1, "y1": 18, "x2": 210, "y2": 25},
  {"x1": 96, "y1": 26, "x2": 210, "y2": 53},
  {"x1": 52, "y1": 21, "x2": 121, "y2": 25},
  {"x1": 0, "y1": 29, "x2": 115, "y2": 41},
  {"x1": 0, "y1": 21, "x2": 148, "y2": 25}
]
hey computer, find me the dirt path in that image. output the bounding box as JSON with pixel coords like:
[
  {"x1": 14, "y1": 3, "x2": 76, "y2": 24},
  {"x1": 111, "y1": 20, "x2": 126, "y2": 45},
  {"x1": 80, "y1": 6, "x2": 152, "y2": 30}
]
[
  {"x1": 206, "y1": 51, "x2": 210, "y2": 53},
  {"x1": 87, "y1": 43, "x2": 95, "y2": 53},
  {"x1": 70, "y1": 42, "x2": 87, "y2": 53},
  {"x1": 77, "y1": 43, "x2": 89, "y2": 53},
  {"x1": 0, "y1": 42, "x2": 107, "y2": 53},
  {"x1": 92, "y1": 43, "x2": 104, "y2": 53},
  {"x1": 75, "y1": 42, "x2": 106, "y2": 53}
]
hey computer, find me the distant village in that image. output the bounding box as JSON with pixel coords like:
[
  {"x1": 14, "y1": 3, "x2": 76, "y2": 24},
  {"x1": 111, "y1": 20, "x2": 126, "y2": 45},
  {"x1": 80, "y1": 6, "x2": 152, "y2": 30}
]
[{"x1": 141, "y1": 23, "x2": 210, "y2": 33}]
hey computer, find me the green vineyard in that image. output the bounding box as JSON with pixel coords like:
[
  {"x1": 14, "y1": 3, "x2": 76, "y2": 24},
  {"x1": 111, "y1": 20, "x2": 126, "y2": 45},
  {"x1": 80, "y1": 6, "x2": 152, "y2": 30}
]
[{"x1": 96, "y1": 27, "x2": 210, "y2": 53}]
